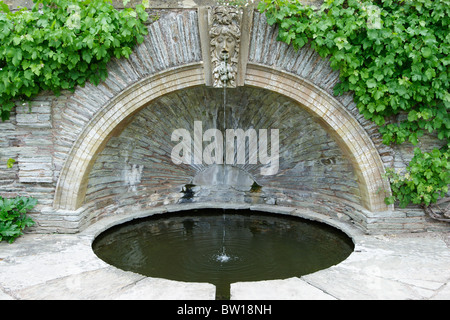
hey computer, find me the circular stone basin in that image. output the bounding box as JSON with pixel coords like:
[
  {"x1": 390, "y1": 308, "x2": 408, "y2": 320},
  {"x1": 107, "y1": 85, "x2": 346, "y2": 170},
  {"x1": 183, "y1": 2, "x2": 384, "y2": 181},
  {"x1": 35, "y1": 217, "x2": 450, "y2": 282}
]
[{"x1": 92, "y1": 209, "x2": 354, "y2": 299}]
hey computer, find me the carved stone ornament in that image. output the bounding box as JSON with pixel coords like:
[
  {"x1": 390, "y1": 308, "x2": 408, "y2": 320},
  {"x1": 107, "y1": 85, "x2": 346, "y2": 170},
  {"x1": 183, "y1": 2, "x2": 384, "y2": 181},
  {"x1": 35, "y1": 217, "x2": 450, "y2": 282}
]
[{"x1": 209, "y1": 6, "x2": 242, "y2": 88}]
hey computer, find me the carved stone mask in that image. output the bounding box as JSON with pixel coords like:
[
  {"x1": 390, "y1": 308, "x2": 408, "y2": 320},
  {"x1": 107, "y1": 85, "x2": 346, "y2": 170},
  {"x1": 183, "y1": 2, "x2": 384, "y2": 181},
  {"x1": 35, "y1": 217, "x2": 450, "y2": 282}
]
[
  {"x1": 209, "y1": 6, "x2": 241, "y2": 87},
  {"x1": 213, "y1": 29, "x2": 237, "y2": 61}
]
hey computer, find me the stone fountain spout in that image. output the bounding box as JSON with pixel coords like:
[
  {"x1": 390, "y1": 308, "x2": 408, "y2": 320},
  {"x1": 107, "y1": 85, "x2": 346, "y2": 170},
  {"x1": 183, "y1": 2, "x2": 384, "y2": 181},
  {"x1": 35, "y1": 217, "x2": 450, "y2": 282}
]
[{"x1": 214, "y1": 56, "x2": 233, "y2": 86}]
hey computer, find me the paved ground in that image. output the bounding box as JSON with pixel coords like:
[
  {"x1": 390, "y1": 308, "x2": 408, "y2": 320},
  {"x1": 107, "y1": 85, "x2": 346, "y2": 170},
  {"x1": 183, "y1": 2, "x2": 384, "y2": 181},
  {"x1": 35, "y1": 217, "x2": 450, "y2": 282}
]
[
  {"x1": 231, "y1": 232, "x2": 450, "y2": 299},
  {"x1": 1, "y1": 210, "x2": 449, "y2": 300}
]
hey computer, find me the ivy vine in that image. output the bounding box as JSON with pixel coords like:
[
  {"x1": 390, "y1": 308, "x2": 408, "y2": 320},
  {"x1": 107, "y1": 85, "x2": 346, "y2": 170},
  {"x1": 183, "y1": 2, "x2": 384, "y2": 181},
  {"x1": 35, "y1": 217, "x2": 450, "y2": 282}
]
[
  {"x1": 0, "y1": 0, "x2": 149, "y2": 121},
  {"x1": 258, "y1": 0, "x2": 450, "y2": 210}
]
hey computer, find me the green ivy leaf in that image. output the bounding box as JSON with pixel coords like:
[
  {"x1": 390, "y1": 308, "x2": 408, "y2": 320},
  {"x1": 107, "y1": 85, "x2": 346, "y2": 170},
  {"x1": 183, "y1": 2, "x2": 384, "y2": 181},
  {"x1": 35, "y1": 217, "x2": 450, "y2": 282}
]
[
  {"x1": 0, "y1": 0, "x2": 10, "y2": 13},
  {"x1": 421, "y1": 47, "x2": 433, "y2": 58},
  {"x1": 11, "y1": 49, "x2": 22, "y2": 66},
  {"x1": 366, "y1": 78, "x2": 377, "y2": 88},
  {"x1": 6, "y1": 158, "x2": 15, "y2": 168}
]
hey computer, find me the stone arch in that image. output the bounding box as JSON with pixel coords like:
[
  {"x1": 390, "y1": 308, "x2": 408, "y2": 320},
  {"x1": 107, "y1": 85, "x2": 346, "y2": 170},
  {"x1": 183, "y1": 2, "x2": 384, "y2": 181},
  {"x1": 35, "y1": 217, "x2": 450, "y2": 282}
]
[
  {"x1": 54, "y1": 62, "x2": 391, "y2": 213},
  {"x1": 53, "y1": 63, "x2": 205, "y2": 211},
  {"x1": 245, "y1": 63, "x2": 391, "y2": 212}
]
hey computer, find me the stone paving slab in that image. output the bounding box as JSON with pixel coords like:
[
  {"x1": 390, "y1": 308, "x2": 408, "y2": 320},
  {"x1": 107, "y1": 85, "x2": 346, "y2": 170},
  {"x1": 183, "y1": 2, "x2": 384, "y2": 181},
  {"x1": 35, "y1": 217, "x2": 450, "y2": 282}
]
[
  {"x1": 0, "y1": 233, "x2": 215, "y2": 300},
  {"x1": 1, "y1": 218, "x2": 449, "y2": 300},
  {"x1": 231, "y1": 233, "x2": 450, "y2": 300},
  {"x1": 230, "y1": 277, "x2": 337, "y2": 300},
  {"x1": 13, "y1": 267, "x2": 215, "y2": 300}
]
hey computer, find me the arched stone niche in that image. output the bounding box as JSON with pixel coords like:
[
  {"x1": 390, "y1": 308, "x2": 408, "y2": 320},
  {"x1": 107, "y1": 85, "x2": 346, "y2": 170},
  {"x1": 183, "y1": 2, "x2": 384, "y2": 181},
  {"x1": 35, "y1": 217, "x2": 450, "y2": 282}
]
[
  {"x1": 53, "y1": 59, "x2": 391, "y2": 231},
  {"x1": 83, "y1": 86, "x2": 365, "y2": 216}
]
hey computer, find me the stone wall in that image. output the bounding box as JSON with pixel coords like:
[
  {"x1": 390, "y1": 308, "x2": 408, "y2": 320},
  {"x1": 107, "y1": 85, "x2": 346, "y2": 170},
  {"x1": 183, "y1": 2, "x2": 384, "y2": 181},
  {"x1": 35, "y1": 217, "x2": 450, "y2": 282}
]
[
  {"x1": 0, "y1": 4, "x2": 449, "y2": 234},
  {"x1": 0, "y1": 98, "x2": 56, "y2": 204}
]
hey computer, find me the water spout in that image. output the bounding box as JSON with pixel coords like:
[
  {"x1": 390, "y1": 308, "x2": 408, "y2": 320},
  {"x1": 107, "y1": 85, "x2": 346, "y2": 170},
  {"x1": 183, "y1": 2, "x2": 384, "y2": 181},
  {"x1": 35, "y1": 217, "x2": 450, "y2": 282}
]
[
  {"x1": 222, "y1": 56, "x2": 228, "y2": 184},
  {"x1": 216, "y1": 252, "x2": 231, "y2": 263},
  {"x1": 216, "y1": 211, "x2": 231, "y2": 263},
  {"x1": 223, "y1": 57, "x2": 227, "y2": 131}
]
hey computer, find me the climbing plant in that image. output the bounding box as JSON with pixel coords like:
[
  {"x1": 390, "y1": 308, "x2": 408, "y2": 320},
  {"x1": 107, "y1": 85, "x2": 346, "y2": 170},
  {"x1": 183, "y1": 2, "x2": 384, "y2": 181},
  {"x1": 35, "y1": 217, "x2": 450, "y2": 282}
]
[
  {"x1": 0, "y1": 0, "x2": 149, "y2": 121},
  {"x1": 384, "y1": 148, "x2": 449, "y2": 207},
  {"x1": 0, "y1": 196, "x2": 37, "y2": 243},
  {"x1": 258, "y1": 0, "x2": 450, "y2": 211}
]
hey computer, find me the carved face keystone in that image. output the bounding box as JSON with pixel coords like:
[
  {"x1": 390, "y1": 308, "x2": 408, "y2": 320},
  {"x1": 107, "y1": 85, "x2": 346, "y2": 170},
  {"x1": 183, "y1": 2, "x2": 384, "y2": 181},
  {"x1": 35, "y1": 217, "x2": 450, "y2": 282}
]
[
  {"x1": 215, "y1": 33, "x2": 237, "y2": 61},
  {"x1": 209, "y1": 6, "x2": 241, "y2": 87}
]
